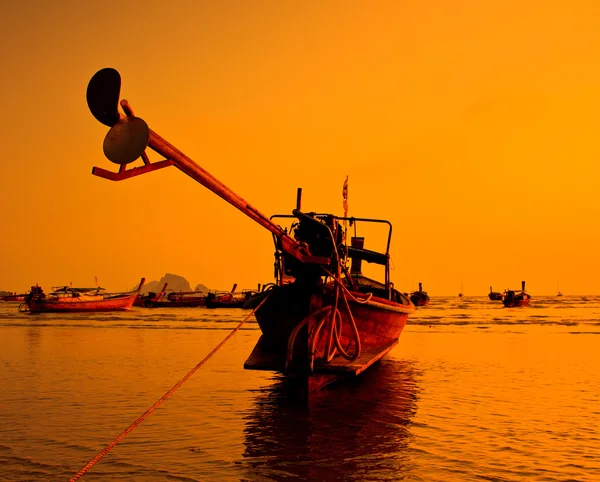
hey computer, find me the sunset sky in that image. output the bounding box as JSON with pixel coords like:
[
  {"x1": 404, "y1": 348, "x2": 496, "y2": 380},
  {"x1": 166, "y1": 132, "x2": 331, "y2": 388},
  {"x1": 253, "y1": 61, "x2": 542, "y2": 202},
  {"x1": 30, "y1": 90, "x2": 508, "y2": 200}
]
[{"x1": 1, "y1": 0, "x2": 600, "y2": 295}]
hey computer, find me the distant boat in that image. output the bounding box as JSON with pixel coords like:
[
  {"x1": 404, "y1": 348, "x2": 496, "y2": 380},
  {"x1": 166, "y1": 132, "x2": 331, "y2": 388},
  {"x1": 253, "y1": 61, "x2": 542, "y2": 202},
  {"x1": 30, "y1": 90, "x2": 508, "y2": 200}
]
[
  {"x1": 0, "y1": 292, "x2": 27, "y2": 302},
  {"x1": 557, "y1": 291, "x2": 563, "y2": 297},
  {"x1": 502, "y1": 281, "x2": 531, "y2": 308},
  {"x1": 136, "y1": 283, "x2": 208, "y2": 308},
  {"x1": 205, "y1": 283, "x2": 254, "y2": 308},
  {"x1": 134, "y1": 282, "x2": 172, "y2": 307},
  {"x1": 410, "y1": 282, "x2": 430, "y2": 307},
  {"x1": 488, "y1": 286, "x2": 503, "y2": 301},
  {"x1": 242, "y1": 283, "x2": 276, "y2": 309},
  {"x1": 22, "y1": 278, "x2": 145, "y2": 313}
]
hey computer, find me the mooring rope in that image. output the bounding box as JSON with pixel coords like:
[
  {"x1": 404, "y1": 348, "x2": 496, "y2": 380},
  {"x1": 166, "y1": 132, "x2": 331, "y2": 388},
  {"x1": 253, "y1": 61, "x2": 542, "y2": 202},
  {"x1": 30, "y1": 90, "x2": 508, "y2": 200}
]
[{"x1": 68, "y1": 294, "x2": 270, "y2": 482}]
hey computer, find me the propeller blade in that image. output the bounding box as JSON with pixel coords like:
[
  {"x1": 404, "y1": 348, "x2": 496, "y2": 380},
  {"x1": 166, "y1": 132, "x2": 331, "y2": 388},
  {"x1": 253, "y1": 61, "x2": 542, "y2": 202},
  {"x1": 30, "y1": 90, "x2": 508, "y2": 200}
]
[
  {"x1": 103, "y1": 116, "x2": 150, "y2": 165},
  {"x1": 87, "y1": 68, "x2": 122, "y2": 126}
]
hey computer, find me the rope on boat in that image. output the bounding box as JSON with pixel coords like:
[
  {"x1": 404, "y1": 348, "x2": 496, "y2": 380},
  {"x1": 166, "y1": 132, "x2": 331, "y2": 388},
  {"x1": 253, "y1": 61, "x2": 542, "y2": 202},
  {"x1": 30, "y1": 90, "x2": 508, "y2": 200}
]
[
  {"x1": 285, "y1": 266, "x2": 372, "y2": 372},
  {"x1": 68, "y1": 294, "x2": 270, "y2": 482}
]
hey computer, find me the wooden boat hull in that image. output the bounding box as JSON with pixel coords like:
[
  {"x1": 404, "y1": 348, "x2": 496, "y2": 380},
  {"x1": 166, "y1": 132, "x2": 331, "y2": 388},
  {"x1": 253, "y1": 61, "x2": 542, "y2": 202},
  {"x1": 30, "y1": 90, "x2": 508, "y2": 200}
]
[
  {"x1": 0, "y1": 295, "x2": 26, "y2": 302},
  {"x1": 135, "y1": 297, "x2": 206, "y2": 308},
  {"x1": 502, "y1": 298, "x2": 530, "y2": 308},
  {"x1": 138, "y1": 299, "x2": 206, "y2": 308},
  {"x1": 410, "y1": 290, "x2": 429, "y2": 307},
  {"x1": 489, "y1": 293, "x2": 503, "y2": 301},
  {"x1": 502, "y1": 283, "x2": 530, "y2": 308},
  {"x1": 27, "y1": 293, "x2": 138, "y2": 313},
  {"x1": 244, "y1": 283, "x2": 414, "y2": 393},
  {"x1": 26, "y1": 278, "x2": 145, "y2": 313},
  {"x1": 205, "y1": 299, "x2": 246, "y2": 309}
]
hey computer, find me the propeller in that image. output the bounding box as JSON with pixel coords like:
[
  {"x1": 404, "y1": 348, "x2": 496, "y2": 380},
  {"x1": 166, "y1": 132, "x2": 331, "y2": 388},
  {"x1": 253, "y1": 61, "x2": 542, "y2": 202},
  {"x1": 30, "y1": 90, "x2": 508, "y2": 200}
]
[
  {"x1": 87, "y1": 68, "x2": 150, "y2": 165},
  {"x1": 102, "y1": 116, "x2": 149, "y2": 165},
  {"x1": 86, "y1": 68, "x2": 121, "y2": 127}
]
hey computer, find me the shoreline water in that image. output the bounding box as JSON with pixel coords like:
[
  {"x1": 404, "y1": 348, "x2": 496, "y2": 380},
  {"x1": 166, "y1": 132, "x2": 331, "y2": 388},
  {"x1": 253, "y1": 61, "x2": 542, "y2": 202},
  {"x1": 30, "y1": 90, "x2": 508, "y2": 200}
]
[{"x1": 0, "y1": 297, "x2": 598, "y2": 481}]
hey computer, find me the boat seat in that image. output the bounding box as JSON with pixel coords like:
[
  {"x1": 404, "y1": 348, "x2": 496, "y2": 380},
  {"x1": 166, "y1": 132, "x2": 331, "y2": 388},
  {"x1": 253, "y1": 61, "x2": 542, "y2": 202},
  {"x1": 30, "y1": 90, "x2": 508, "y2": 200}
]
[{"x1": 346, "y1": 246, "x2": 388, "y2": 265}]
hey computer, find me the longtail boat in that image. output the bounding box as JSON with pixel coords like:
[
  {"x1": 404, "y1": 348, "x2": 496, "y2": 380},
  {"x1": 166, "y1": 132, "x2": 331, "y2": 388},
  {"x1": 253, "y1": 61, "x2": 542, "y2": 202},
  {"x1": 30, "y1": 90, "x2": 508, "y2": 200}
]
[
  {"x1": 242, "y1": 283, "x2": 276, "y2": 309},
  {"x1": 135, "y1": 283, "x2": 208, "y2": 308},
  {"x1": 0, "y1": 292, "x2": 27, "y2": 302},
  {"x1": 85, "y1": 68, "x2": 415, "y2": 393},
  {"x1": 410, "y1": 282, "x2": 430, "y2": 306},
  {"x1": 502, "y1": 281, "x2": 531, "y2": 307},
  {"x1": 205, "y1": 283, "x2": 255, "y2": 309},
  {"x1": 134, "y1": 282, "x2": 169, "y2": 307},
  {"x1": 23, "y1": 278, "x2": 145, "y2": 313},
  {"x1": 488, "y1": 286, "x2": 503, "y2": 301}
]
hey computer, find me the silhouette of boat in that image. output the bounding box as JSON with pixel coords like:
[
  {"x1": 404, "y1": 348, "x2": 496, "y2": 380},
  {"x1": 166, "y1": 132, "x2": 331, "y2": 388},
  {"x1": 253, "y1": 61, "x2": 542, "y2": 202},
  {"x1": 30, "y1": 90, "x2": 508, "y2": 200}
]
[
  {"x1": 502, "y1": 281, "x2": 531, "y2": 307},
  {"x1": 488, "y1": 286, "x2": 503, "y2": 301},
  {"x1": 410, "y1": 282, "x2": 430, "y2": 306},
  {"x1": 0, "y1": 292, "x2": 27, "y2": 302},
  {"x1": 85, "y1": 67, "x2": 415, "y2": 394},
  {"x1": 22, "y1": 278, "x2": 145, "y2": 313},
  {"x1": 161, "y1": 290, "x2": 208, "y2": 307},
  {"x1": 134, "y1": 282, "x2": 169, "y2": 307},
  {"x1": 242, "y1": 283, "x2": 276, "y2": 309},
  {"x1": 205, "y1": 284, "x2": 253, "y2": 308}
]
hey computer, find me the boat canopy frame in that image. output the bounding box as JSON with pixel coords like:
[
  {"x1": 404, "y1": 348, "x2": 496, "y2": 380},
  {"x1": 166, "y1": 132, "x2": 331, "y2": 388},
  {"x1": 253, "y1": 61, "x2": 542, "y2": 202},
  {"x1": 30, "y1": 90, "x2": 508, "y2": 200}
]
[{"x1": 270, "y1": 213, "x2": 394, "y2": 299}]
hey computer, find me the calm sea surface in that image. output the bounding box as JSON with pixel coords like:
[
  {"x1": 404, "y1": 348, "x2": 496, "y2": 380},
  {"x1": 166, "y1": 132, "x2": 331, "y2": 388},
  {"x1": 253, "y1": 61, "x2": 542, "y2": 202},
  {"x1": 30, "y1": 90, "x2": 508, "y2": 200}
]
[{"x1": 0, "y1": 296, "x2": 599, "y2": 481}]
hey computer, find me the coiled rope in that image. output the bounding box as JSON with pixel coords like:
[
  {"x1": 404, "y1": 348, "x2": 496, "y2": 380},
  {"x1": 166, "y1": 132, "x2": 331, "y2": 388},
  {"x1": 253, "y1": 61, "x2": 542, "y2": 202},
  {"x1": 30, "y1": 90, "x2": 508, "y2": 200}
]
[
  {"x1": 69, "y1": 294, "x2": 270, "y2": 482},
  {"x1": 285, "y1": 267, "x2": 373, "y2": 372}
]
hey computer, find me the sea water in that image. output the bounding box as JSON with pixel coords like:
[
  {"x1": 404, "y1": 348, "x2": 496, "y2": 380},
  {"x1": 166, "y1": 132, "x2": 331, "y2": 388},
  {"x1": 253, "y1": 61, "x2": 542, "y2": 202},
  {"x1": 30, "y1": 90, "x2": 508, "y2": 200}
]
[{"x1": 0, "y1": 296, "x2": 598, "y2": 481}]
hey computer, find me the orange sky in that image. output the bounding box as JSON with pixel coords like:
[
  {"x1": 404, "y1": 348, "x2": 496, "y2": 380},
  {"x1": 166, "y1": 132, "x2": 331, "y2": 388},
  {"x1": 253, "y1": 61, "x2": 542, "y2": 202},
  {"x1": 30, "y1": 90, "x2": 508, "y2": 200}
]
[{"x1": 1, "y1": 0, "x2": 600, "y2": 295}]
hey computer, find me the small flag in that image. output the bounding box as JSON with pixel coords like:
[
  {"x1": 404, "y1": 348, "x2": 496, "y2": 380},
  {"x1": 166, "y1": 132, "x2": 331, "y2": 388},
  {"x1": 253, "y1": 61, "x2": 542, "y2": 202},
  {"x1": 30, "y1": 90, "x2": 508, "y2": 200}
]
[{"x1": 342, "y1": 176, "x2": 348, "y2": 216}]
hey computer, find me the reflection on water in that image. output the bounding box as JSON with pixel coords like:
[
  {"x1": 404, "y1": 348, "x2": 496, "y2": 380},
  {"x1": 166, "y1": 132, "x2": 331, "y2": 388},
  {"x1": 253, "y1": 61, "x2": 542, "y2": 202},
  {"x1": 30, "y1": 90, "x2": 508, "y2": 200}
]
[{"x1": 242, "y1": 360, "x2": 419, "y2": 481}]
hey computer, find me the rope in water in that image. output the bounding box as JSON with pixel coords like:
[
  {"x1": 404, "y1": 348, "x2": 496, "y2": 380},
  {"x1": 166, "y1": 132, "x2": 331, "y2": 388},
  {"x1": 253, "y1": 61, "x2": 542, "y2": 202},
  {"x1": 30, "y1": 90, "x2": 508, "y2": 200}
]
[{"x1": 69, "y1": 294, "x2": 270, "y2": 482}]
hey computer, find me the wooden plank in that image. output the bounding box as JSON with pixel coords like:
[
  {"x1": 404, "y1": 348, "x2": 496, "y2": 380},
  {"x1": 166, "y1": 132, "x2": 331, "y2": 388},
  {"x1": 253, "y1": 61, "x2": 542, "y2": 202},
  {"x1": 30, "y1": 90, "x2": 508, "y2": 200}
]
[{"x1": 314, "y1": 340, "x2": 398, "y2": 375}]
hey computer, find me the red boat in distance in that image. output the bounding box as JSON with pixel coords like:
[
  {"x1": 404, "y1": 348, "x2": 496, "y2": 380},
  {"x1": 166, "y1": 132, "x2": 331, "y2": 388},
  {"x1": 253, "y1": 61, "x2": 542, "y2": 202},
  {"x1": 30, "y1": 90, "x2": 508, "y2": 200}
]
[
  {"x1": 0, "y1": 292, "x2": 27, "y2": 302},
  {"x1": 502, "y1": 281, "x2": 531, "y2": 307},
  {"x1": 205, "y1": 283, "x2": 257, "y2": 308},
  {"x1": 85, "y1": 67, "x2": 416, "y2": 394},
  {"x1": 488, "y1": 286, "x2": 503, "y2": 301},
  {"x1": 22, "y1": 278, "x2": 145, "y2": 313},
  {"x1": 134, "y1": 282, "x2": 169, "y2": 307},
  {"x1": 162, "y1": 290, "x2": 207, "y2": 307},
  {"x1": 410, "y1": 283, "x2": 430, "y2": 307},
  {"x1": 136, "y1": 283, "x2": 209, "y2": 308}
]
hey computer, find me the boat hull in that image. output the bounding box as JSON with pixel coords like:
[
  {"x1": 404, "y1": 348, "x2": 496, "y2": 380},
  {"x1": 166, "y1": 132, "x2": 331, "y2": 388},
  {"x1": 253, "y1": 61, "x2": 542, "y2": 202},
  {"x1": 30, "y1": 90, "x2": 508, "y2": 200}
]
[
  {"x1": 135, "y1": 298, "x2": 206, "y2": 308},
  {"x1": 27, "y1": 292, "x2": 138, "y2": 313},
  {"x1": 244, "y1": 283, "x2": 414, "y2": 393},
  {"x1": 205, "y1": 299, "x2": 246, "y2": 308},
  {"x1": 26, "y1": 278, "x2": 144, "y2": 313},
  {"x1": 502, "y1": 298, "x2": 530, "y2": 308}
]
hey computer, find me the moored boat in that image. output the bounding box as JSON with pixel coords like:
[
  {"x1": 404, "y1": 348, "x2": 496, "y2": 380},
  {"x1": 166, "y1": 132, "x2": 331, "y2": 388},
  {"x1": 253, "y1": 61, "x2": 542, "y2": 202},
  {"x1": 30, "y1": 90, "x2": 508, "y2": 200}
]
[
  {"x1": 242, "y1": 283, "x2": 276, "y2": 309},
  {"x1": 488, "y1": 286, "x2": 503, "y2": 301},
  {"x1": 134, "y1": 282, "x2": 169, "y2": 307},
  {"x1": 0, "y1": 292, "x2": 27, "y2": 302},
  {"x1": 23, "y1": 278, "x2": 145, "y2": 313},
  {"x1": 85, "y1": 67, "x2": 416, "y2": 394},
  {"x1": 502, "y1": 281, "x2": 531, "y2": 308},
  {"x1": 410, "y1": 282, "x2": 430, "y2": 306},
  {"x1": 205, "y1": 284, "x2": 253, "y2": 308},
  {"x1": 161, "y1": 290, "x2": 208, "y2": 307}
]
